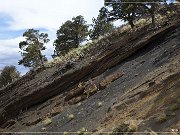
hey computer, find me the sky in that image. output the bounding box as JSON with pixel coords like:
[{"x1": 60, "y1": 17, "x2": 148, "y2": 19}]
[{"x1": 0, "y1": 0, "x2": 105, "y2": 74}]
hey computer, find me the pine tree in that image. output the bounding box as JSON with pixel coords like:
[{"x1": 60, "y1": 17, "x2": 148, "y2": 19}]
[
  {"x1": 0, "y1": 65, "x2": 20, "y2": 88},
  {"x1": 90, "y1": 7, "x2": 114, "y2": 40},
  {"x1": 53, "y1": 15, "x2": 89, "y2": 57},
  {"x1": 19, "y1": 29, "x2": 49, "y2": 68}
]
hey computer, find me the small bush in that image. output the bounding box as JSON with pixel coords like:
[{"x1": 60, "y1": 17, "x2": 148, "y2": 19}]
[
  {"x1": 98, "y1": 102, "x2": 103, "y2": 108},
  {"x1": 41, "y1": 127, "x2": 46, "y2": 131},
  {"x1": 43, "y1": 117, "x2": 52, "y2": 125},
  {"x1": 128, "y1": 121, "x2": 138, "y2": 132},
  {"x1": 112, "y1": 123, "x2": 130, "y2": 134},
  {"x1": 149, "y1": 130, "x2": 158, "y2": 135},
  {"x1": 112, "y1": 121, "x2": 138, "y2": 135},
  {"x1": 169, "y1": 103, "x2": 179, "y2": 111},
  {"x1": 77, "y1": 128, "x2": 88, "y2": 135},
  {"x1": 68, "y1": 114, "x2": 75, "y2": 120},
  {"x1": 44, "y1": 41, "x2": 96, "y2": 68},
  {"x1": 84, "y1": 83, "x2": 98, "y2": 98},
  {"x1": 156, "y1": 113, "x2": 167, "y2": 123},
  {"x1": 63, "y1": 131, "x2": 69, "y2": 135},
  {"x1": 176, "y1": 97, "x2": 180, "y2": 104}
]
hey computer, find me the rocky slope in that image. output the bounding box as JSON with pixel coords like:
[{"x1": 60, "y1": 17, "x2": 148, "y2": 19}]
[{"x1": 0, "y1": 15, "x2": 180, "y2": 134}]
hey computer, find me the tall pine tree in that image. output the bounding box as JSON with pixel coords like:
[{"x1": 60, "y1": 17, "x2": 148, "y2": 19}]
[
  {"x1": 53, "y1": 15, "x2": 89, "y2": 57},
  {"x1": 90, "y1": 7, "x2": 114, "y2": 40},
  {"x1": 19, "y1": 29, "x2": 49, "y2": 68}
]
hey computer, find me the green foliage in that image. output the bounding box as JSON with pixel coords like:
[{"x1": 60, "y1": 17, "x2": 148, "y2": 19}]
[
  {"x1": 63, "y1": 131, "x2": 69, "y2": 135},
  {"x1": 104, "y1": 0, "x2": 167, "y2": 28},
  {"x1": 43, "y1": 117, "x2": 52, "y2": 125},
  {"x1": 19, "y1": 29, "x2": 49, "y2": 68},
  {"x1": 112, "y1": 121, "x2": 138, "y2": 135},
  {"x1": 0, "y1": 65, "x2": 20, "y2": 88},
  {"x1": 90, "y1": 7, "x2": 114, "y2": 40},
  {"x1": 177, "y1": 97, "x2": 180, "y2": 104},
  {"x1": 104, "y1": 0, "x2": 138, "y2": 28},
  {"x1": 68, "y1": 114, "x2": 75, "y2": 120},
  {"x1": 156, "y1": 113, "x2": 167, "y2": 123},
  {"x1": 77, "y1": 128, "x2": 88, "y2": 135},
  {"x1": 45, "y1": 42, "x2": 95, "y2": 68},
  {"x1": 169, "y1": 103, "x2": 179, "y2": 111},
  {"x1": 53, "y1": 15, "x2": 89, "y2": 57},
  {"x1": 137, "y1": 0, "x2": 167, "y2": 27}
]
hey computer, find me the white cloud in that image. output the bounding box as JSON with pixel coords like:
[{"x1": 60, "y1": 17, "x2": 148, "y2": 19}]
[
  {"x1": 0, "y1": 37, "x2": 23, "y2": 59},
  {"x1": 0, "y1": 37, "x2": 28, "y2": 73},
  {"x1": 0, "y1": 0, "x2": 104, "y2": 30}
]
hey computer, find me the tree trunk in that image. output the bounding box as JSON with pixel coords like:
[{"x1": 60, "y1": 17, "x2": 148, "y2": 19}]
[
  {"x1": 151, "y1": 3, "x2": 156, "y2": 28},
  {"x1": 151, "y1": 13, "x2": 155, "y2": 28},
  {"x1": 127, "y1": 13, "x2": 135, "y2": 29},
  {"x1": 38, "y1": 50, "x2": 44, "y2": 67},
  {"x1": 75, "y1": 35, "x2": 79, "y2": 48},
  {"x1": 129, "y1": 20, "x2": 135, "y2": 29}
]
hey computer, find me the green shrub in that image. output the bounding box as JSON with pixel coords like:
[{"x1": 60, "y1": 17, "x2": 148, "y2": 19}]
[
  {"x1": 68, "y1": 114, "x2": 75, "y2": 120},
  {"x1": 169, "y1": 103, "x2": 179, "y2": 111},
  {"x1": 0, "y1": 65, "x2": 20, "y2": 88},
  {"x1": 77, "y1": 128, "x2": 88, "y2": 135},
  {"x1": 156, "y1": 113, "x2": 167, "y2": 123},
  {"x1": 43, "y1": 117, "x2": 52, "y2": 125},
  {"x1": 176, "y1": 98, "x2": 180, "y2": 104},
  {"x1": 112, "y1": 121, "x2": 138, "y2": 135}
]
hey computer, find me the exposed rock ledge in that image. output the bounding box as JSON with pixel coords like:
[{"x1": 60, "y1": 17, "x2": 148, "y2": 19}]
[{"x1": 0, "y1": 21, "x2": 179, "y2": 127}]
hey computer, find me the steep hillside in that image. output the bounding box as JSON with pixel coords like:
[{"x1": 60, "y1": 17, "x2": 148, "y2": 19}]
[{"x1": 0, "y1": 15, "x2": 180, "y2": 134}]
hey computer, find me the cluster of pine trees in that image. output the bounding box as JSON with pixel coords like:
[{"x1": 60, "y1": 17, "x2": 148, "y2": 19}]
[
  {"x1": 18, "y1": 0, "x2": 177, "y2": 68},
  {"x1": 18, "y1": 14, "x2": 114, "y2": 68}
]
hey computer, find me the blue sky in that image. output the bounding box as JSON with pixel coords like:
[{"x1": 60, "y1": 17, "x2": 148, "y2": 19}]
[{"x1": 0, "y1": 0, "x2": 104, "y2": 74}]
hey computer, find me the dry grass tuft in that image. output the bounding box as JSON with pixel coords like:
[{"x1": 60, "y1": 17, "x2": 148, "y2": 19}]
[
  {"x1": 43, "y1": 117, "x2": 52, "y2": 125},
  {"x1": 112, "y1": 120, "x2": 138, "y2": 134},
  {"x1": 156, "y1": 113, "x2": 167, "y2": 123},
  {"x1": 169, "y1": 103, "x2": 179, "y2": 111},
  {"x1": 68, "y1": 114, "x2": 75, "y2": 120}
]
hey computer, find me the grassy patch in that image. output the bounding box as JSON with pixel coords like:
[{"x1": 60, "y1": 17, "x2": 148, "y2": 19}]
[
  {"x1": 41, "y1": 127, "x2": 46, "y2": 131},
  {"x1": 63, "y1": 131, "x2": 69, "y2": 135},
  {"x1": 43, "y1": 117, "x2": 52, "y2": 125},
  {"x1": 98, "y1": 102, "x2": 103, "y2": 108},
  {"x1": 149, "y1": 130, "x2": 158, "y2": 135},
  {"x1": 84, "y1": 83, "x2": 98, "y2": 98},
  {"x1": 44, "y1": 10, "x2": 176, "y2": 69},
  {"x1": 44, "y1": 42, "x2": 96, "y2": 68},
  {"x1": 128, "y1": 121, "x2": 138, "y2": 132},
  {"x1": 169, "y1": 103, "x2": 179, "y2": 111},
  {"x1": 77, "y1": 127, "x2": 88, "y2": 135},
  {"x1": 156, "y1": 113, "x2": 167, "y2": 123},
  {"x1": 68, "y1": 114, "x2": 75, "y2": 120},
  {"x1": 176, "y1": 97, "x2": 180, "y2": 104},
  {"x1": 112, "y1": 121, "x2": 138, "y2": 134}
]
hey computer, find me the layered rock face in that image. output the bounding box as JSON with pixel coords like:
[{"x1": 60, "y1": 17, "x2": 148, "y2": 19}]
[{"x1": 0, "y1": 19, "x2": 179, "y2": 133}]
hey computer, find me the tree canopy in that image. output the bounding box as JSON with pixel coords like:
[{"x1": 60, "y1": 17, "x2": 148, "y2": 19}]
[
  {"x1": 90, "y1": 7, "x2": 115, "y2": 40},
  {"x1": 104, "y1": 0, "x2": 138, "y2": 28},
  {"x1": 19, "y1": 29, "x2": 50, "y2": 68},
  {"x1": 53, "y1": 15, "x2": 89, "y2": 57},
  {"x1": 104, "y1": 0, "x2": 167, "y2": 28},
  {"x1": 0, "y1": 65, "x2": 20, "y2": 88}
]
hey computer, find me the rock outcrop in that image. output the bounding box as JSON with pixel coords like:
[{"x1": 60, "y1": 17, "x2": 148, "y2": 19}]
[{"x1": 0, "y1": 17, "x2": 179, "y2": 133}]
